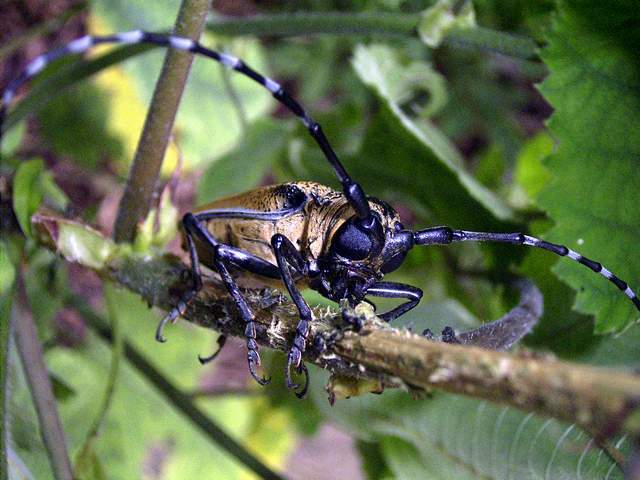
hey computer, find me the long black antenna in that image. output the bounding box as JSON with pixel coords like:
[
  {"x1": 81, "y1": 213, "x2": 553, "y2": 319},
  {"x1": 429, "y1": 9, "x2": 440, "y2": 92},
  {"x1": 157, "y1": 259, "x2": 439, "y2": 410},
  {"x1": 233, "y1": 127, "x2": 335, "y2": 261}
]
[
  {"x1": 0, "y1": 30, "x2": 373, "y2": 222},
  {"x1": 414, "y1": 226, "x2": 640, "y2": 312}
]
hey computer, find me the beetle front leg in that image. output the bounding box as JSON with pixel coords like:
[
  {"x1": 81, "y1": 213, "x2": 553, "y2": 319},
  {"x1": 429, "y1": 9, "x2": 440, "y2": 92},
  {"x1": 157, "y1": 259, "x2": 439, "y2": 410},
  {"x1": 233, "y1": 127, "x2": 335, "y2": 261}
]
[
  {"x1": 271, "y1": 233, "x2": 312, "y2": 398},
  {"x1": 365, "y1": 281, "x2": 423, "y2": 322}
]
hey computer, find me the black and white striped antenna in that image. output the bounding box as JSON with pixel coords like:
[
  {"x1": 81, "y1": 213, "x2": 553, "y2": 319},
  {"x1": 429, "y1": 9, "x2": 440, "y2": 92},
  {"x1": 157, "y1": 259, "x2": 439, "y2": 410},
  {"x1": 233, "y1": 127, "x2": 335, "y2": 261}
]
[{"x1": 0, "y1": 30, "x2": 373, "y2": 222}]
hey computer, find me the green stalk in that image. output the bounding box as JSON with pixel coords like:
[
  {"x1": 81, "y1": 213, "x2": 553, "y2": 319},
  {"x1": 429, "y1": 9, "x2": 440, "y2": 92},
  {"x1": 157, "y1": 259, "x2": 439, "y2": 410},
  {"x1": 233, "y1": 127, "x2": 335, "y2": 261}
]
[
  {"x1": 209, "y1": 11, "x2": 417, "y2": 37},
  {"x1": 0, "y1": 242, "x2": 14, "y2": 480},
  {"x1": 13, "y1": 275, "x2": 73, "y2": 480},
  {"x1": 113, "y1": 0, "x2": 212, "y2": 243},
  {"x1": 207, "y1": 12, "x2": 540, "y2": 61}
]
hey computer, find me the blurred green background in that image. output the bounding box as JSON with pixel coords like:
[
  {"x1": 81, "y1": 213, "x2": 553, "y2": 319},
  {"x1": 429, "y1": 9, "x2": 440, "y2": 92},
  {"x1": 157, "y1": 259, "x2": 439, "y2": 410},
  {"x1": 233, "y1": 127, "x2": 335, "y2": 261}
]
[{"x1": 1, "y1": 0, "x2": 639, "y2": 478}]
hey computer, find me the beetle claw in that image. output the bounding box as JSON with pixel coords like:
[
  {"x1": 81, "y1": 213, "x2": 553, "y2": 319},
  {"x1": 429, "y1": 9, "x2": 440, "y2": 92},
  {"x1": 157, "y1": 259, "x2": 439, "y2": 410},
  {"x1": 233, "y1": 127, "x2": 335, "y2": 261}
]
[
  {"x1": 248, "y1": 349, "x2": 270, "y2": 385},
  {"x1": 286, "y1": 349, "x2": 308, "y2": 397},
  {"x1": 249, "y1": 363, "x2": 271, "y2": 386},
  {"x1": 155, "y1": 313, "x2": 172, "y2": 343},
  {"x1": 156, "y1": 299, "x2": 190, "y2": 343},
  {"x1": 295, "y1": 363, "x2": 309, "y2": 399},
  {"x1": 198, "y1": 335, "x2": 227, "y2": 365}
]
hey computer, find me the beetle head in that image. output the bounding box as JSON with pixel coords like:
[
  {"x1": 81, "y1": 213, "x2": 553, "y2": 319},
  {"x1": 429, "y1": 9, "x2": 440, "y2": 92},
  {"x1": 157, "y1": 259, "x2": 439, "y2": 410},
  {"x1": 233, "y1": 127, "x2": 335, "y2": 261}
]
[{"x1": 314, "y1": 199, "x2": 415, "y2": 304}]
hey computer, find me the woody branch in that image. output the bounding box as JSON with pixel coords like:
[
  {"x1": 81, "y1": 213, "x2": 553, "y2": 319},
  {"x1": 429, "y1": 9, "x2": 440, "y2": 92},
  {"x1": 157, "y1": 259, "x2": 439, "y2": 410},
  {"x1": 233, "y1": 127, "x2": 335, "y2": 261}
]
[{"x1": 32, "y1": 211, "x2": 640, "y2": 446}]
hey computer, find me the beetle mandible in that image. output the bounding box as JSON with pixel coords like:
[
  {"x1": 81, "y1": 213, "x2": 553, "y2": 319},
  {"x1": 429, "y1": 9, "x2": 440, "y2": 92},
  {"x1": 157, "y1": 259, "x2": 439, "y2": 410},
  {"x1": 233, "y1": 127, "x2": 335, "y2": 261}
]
[{"x1": 2, "y1": 31, "x2": 639, "y2": 397}]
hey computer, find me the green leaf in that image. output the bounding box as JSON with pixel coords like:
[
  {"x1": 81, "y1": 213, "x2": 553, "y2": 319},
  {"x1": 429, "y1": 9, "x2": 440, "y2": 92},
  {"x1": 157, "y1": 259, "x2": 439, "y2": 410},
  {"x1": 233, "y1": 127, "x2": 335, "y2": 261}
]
[
  {"x1": 474, "y1": 145, "x2": 506, "y2": 191},
  {"x1": 0, "y1": 242, "x2": 16, "y2": 297},
  {"x1": 31, "y1": 214, "x2": 116, "y2": 270},
  {"x1": 512, "y1": 132, "x2": 553, "y2": 206},
  {"x1": 12, "y1": 159, "x2": 45, "y2": 237},
  {"x1": 311, "y1": 379, "x2": 627, "y2": 480},
  {"x1": 0, "y1": 121, "x2": 26, "y2": 159},
  {"x1": 351, "y1": 44, "x2": 516, "y2": 225},
  {"x1": 39, "y1": 82, "x2": 124, "y2": 169},
  {"x1": 418, "y1": 0, "x2": 476, "y2": 47},
  {"x1": 357, "y1": 440, "x2": 394, "y2": 480},
  {"x1": 11, "y1": 159, "x2": 69, "y2": 239},
  {"x1": 537, "y1": 2, "x2": 640, "y2": 332},
  {"x1": 40, "y1": 172, "x2": 69, "y2": 212},
  {"x1": 381, "y1": 437, "x2": 474, "y2": 480},
  {"x1": 577, "y1": 320, "x2": 640, "y2": 369},
  {"x1": 197, "y1": 119, "x2": 290, "y2": 203},
  {"x1": 50, "y1": 374, "x2": 75, "y2": 402},
  {"x1": 4, "y1": 44, "x2": 154, "y2": 134},
  {"x1": 351, "y1": 44, "x2": 448, "y2": 119}
]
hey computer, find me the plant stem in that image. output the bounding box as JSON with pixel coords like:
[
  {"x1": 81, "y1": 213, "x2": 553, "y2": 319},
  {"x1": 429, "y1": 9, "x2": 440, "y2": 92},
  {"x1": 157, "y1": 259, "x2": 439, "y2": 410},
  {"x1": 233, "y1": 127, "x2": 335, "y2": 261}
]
[
  {"x1": 69, "y1": 297, "x2": 285, "y2": 480},
  {"x1": 13, "y1": 274, "x2": 73, "y2": 480},
  {"x1": 207, "y1": 12, "x2": 540, "y2": 61},
  {"x1": 113, "y1": 0, "x2": 212, "y2": 243},
  {"x1": 0, "y1": 268, "x2": 13, "y2": 480}
]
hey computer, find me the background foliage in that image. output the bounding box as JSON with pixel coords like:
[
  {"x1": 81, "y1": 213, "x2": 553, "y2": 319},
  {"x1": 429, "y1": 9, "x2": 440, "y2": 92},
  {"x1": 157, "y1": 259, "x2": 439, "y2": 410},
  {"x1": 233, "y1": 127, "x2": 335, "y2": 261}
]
[{"x1": 1, "y1": 0, "x2": 638, "y2": 479}]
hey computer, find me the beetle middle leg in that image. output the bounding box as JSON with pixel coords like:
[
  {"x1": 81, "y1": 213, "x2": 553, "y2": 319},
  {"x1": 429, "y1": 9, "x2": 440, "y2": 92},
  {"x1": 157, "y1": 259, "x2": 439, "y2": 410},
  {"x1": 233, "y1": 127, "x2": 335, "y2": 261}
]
[{"x1": 271, "y1": 233, "x2": 312, "y2": 398}]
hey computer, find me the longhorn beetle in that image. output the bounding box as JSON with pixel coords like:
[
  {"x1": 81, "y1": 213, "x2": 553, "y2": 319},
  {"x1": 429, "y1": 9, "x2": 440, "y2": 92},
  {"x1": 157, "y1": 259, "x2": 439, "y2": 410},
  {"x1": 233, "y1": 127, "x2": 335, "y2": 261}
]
[{"x1": 2, "y1": 31, "x2": 639, "y2": 397}]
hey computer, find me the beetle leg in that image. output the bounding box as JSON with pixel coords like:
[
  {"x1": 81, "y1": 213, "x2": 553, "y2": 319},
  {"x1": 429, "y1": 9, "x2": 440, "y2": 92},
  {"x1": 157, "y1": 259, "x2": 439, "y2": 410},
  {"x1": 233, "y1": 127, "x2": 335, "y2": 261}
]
[
  {"x1": 296, "y1": 363, "x2": 310, "y2": 399},
  {"x1": 212, "y1": 255, "x2": 270, "y2": 385},
  {"x1": 155, "y1": 219, "x2": 204, "y2": 342},
  {"x1": 441, "y1": 326, "x2": 461, "y2": 344},
  {"x1": 175, "y1": 213, "x2": 270, "y2": 385},
  {"x1": 365, "y1": 281, "x2": 424, "y2": 322},
  {"x1": 422, "y1": 329, "x2": 435, "y2": 340},
  {"x1": 271, "y1": 234, "x2": 313, "y2": 398},
  {"x1": 198, "y1": 334, "x2": 227, "y2": 365}
]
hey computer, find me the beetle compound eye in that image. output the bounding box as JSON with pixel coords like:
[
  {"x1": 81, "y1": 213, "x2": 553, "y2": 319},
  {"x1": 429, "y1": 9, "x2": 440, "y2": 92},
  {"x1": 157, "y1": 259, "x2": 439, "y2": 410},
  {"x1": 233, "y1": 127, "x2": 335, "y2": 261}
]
[{"x1": 331, "y1": 221, "x2": 373, "y2": 260}]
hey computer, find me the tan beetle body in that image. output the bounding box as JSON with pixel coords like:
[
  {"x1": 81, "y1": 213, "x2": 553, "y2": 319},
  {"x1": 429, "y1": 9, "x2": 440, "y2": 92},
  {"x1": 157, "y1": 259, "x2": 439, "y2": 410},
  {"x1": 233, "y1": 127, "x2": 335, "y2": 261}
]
[{"x1": 191, "y1": 181, "x2": 402, "y2": 289}]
